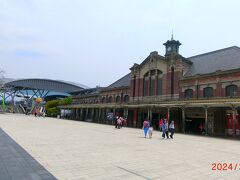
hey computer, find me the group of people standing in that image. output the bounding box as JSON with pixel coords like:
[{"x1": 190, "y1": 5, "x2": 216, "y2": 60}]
[
  {"x1": 115, "y1": 116, "x2": 126, "y2": 129},
  {"x1": 142, "y1": 118, "x2": 175, "y2": 139}
]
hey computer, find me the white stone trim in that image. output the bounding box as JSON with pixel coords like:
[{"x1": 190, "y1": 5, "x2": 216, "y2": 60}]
[
  {"x1": 221, "y1": 81, "x2": 240, "y2": 88},
  {"x1": 200, "y1": 84, "x2": 216, "y2": 90},
  {"x1": 182, "y1": 86, "x2": 196, "y2": 92}
]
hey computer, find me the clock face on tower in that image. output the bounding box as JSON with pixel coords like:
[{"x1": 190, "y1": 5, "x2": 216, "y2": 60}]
[{"x1": 167, "y1": 46, "x2": 172, "y2": 51}]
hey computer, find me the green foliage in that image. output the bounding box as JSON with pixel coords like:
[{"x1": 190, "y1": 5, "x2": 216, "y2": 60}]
[
  {"x1": 63, "y1": 96, "x2": 73, "y2": 105},
  {"x1": 47, "y1": 107, "x2": 60, "y2": 117},
  {"x1": 45, "y1": 99, "x2": 60, "y2": 109},
  {"x1": 45, "y1": 96, "x2": 72, "y2": 117}
]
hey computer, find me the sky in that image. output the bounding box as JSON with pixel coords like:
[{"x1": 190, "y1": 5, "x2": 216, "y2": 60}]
[{"x1": 0, "y1": 0, "x2": 240, "y2": 88}]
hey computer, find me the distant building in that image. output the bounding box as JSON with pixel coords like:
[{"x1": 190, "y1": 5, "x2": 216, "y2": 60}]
[
  {"x1": 63, "y1": 37, "x2": 240, "y2": 137},
  {"x1": 2, "y1": 78, "x2": 88, "y2": 114}
]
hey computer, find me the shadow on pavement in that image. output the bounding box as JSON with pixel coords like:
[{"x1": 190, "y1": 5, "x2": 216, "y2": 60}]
[{"x1": 0, "y1": 128, "x2": 57, "y2": 180}]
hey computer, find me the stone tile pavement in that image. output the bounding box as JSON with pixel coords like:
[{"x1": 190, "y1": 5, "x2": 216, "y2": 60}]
[
  {"x1": 0, "y1": 113, "x2": 240, "y2": 180},
  {"x1": 0, "y1": 126, "x2": 56, "y2": 180}
]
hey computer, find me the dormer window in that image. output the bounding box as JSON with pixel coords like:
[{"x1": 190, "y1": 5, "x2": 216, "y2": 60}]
[
  {"x1": 185, "y1": 89, "x2": 193, "y2": 99},
  {"x1": 203, "y1": 87, "x2": 213, "y2": 98},
  {"x1": 226, "y1": 85, "x2": 238, "y2": 97}
]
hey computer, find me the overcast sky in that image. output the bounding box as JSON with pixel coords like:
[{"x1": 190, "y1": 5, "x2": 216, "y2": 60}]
[{"x1": 0, "y1": 0, "x2": 240, "y2": 88}]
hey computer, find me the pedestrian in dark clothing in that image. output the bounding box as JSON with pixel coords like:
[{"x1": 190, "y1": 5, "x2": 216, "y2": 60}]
[{"x1": 115, "y1": 116, "x2": 118, "y2": 128}]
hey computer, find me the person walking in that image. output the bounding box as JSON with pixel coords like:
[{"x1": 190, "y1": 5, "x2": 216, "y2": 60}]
[
  {"x1": 142, "y1": 119, "x2": 149, "y2": 138},
  {"x1": 117, "y1": 117, "x2": 122, "y2": 129},
  {"x1": 165, "y1": 119, "x2": 169, "y2": 139},
  {"x1": 148, "y1": 124, "x2": 153, "y2": 139},
  {"x1": 120, "y1": 116, "x2": 124, "y2": 128},
  {"x1": 115, "y1": 116, "x2": 119, "y2": 128},
  {"x1": 169, "y1": 120, "x2": 175, "y2": 139},
  {"x1": 162, "y1": 120, "x2": 166, "y2": 138}
]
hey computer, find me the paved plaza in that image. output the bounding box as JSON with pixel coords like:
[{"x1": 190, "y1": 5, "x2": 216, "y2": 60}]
[{"x1": 0, "y1": 114, "x2": 240, "y2": 180}]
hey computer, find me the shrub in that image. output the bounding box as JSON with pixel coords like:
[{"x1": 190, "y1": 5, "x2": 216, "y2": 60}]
[{"x1": 45, "y1": 96, "x2": 72, "y2": 117}]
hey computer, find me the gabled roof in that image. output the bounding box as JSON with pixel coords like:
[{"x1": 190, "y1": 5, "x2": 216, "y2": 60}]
[
  {"x1": 107, "y1": 73, "x2": 131, "y2": 89},
  {"x1": 71, "y1": 87, "x2": 103, "y2": 96},
  {"x1": 138, "y1": 51, "x2": 192, "y2": 69},
  {"x1": 139, "y1": 51, "x2": 165, "y2": 68},
  {"x1": 186, "y1": 46, "x2": 240, "y2": 76}
]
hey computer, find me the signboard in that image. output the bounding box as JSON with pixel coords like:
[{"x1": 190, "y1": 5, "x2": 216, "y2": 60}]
[{"x1": 107, "y1": 112, "x2": 114, "y2": 121}]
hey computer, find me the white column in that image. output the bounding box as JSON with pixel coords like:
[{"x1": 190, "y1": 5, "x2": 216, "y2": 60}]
[
  {"x1": 181, "y1": 107, "x2": 185, "y2": 133},
  {"x1": 204, "y1": 106, "x2": 208, "y2": 135}
]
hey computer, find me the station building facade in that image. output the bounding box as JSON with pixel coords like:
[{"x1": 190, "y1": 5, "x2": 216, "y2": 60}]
[{"x1": 63, "y1": 37, "x2": 240, "y2": 137}]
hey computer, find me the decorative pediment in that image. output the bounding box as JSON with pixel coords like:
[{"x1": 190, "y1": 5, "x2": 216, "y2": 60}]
[
  {"x1": 130, "y1": 63, "x2": 139, "y2": 70},
  {"x1": 148, "y1": 55, "x2": 158, "y2": 70},
  {"x1": 138, "y1": 52, "x2": 167, "y2": 77}
]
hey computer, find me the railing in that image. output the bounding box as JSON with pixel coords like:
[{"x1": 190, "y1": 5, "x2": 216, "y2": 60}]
[
  {"x1": 181, "y1": 96, "x2": 240, "y2": 101},
  {"x1": 130, "y1": 94, "x2": 179, "y2": 103},
  {"x1": 70, "y1": 95, "x2": 240, "y2": 107}
]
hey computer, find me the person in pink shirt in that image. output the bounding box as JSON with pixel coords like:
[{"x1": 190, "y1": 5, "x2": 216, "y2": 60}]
[{"x1": 142, "y1": 119, "x2": 150, "y2": 138}]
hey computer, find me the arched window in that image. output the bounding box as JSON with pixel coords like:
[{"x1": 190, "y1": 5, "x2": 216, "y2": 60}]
[
  {"x1": 157, "y1": 70, "x2": 163, "y2": 95},
  {"x1": 101, "y1": 97, "x2": 105, "y2": 103},
  {"x1": 150, "y1": 70, "x2": 155, "y2": 96},
  {"x1": 108, "y1": 96, "x2": 112, "y2": 103},
  {"x1": 143, "y1": 70, "x2": 162, "y2": 96},
  {"x1": 226, "y1": 85, "x2": 238, "y2": 97},
  {"x1": 184, "y1": 89, "x2": 193, "y2": 99},
  {"x1": 115, "y1": 96, "x2": 121, "y2": 103},
  {"x1": 124, "y1": 95, "x2": 129, "y2": 103},
  {"x1": 203, "y1": 87, "x2": 213, "y2": 98},
  {"x1": 143, "y1": 72, "x2": 149, "y2": 96},
  {"x1": 132, "y1": 75, "x2": 136, "y2": 97}
]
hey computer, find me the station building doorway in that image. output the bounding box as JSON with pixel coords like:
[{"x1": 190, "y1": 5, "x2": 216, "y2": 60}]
[
  {"x1": 185, "y1": 108, "x2": 206, "y2": 134},
  {"x1": 185, "y1": 117, "x2": 205, "y2": 134}
]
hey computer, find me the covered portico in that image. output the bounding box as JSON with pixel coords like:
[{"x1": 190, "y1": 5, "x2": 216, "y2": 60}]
[{"x1": 62, "y1": 97, "x2": 240, "y2": 137}]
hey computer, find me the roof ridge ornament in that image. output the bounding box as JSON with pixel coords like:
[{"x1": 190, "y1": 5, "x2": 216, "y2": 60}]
[{"x1": 171, "y1": 29, "x2": 174, "y2": 41}]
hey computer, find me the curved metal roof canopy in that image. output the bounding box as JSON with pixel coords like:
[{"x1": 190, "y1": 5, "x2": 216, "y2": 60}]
[{"x1": 4, "y1": 78, "x2": 88, "y2": 94}]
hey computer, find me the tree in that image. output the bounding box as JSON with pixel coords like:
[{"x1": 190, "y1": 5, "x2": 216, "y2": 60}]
[
  {"x1": 63, "y1": 96, "x2": 72, "y2": 105},
  {"x1": 45, "y1": 99, "x2": 61, "y2": 117},
  {"x1": 45, "y1": 96, "x2": 73, "y2": 117},
  {"x1": 0, "y1": 69, "x2": 5, "y2": 111}
]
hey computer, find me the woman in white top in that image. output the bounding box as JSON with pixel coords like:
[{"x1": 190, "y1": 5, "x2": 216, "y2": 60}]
[
  {"x1": 169, "y1": 120, "x2": 175, "y2": 139},
  {"x1": 148, "y1": 124, "x2": 153, "y2": 139}
]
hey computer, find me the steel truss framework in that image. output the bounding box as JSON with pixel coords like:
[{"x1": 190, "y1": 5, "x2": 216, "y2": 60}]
[{"x1": 0, "y1": 78, "x2": 87, "y2": 112}]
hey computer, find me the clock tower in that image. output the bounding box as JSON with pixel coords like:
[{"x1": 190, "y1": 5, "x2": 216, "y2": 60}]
[{"x1": 163, "y1": 35, "x2": 181, "y2": 56}]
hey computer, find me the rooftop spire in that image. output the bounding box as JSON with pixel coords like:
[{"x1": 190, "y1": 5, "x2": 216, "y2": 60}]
[{"x1": 171, "y1": 29, "x2": 174, "y2": 40}]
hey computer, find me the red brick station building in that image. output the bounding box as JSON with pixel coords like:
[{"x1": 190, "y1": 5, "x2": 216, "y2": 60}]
[{"x1": 63, "y1": 37, "x2": 240, "y2": 137}]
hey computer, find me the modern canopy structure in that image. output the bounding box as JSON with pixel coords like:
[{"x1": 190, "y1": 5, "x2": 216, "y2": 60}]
[{"x1": 0, "y1": 78, "x2": 88, "y2": 113}]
